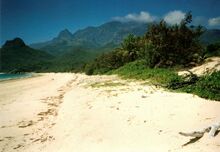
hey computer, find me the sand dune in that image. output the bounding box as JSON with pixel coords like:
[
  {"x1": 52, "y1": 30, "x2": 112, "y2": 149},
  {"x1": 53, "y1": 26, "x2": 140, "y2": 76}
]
[
  {"x1": 0, "y1": 73, "x2": 219, "y2": 152},
  {"x1": 179, "y1": 57, "x2": 220, "y2": 76}
]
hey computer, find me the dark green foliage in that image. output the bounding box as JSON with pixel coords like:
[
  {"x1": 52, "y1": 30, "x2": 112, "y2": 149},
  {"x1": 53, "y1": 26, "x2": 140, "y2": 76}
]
[
  {"x1": 166, "y1": 71, "x2": 198, "y2": 89},
  {"x1": 84, "y1": 50, "x2": 124, "y2": 75},
  {"x1": 143, "y1": 42, "x2": 160, "y2": 68},
  {"x1": 1, "y1": 37, "x2": 119, "y2": 73},
  {"x1": 86, "y1": 12, "x2": 206, "y2": 75},
  {"x1": 180, "y1": 71, "x2": 220, "y2": 101},
  {"x1": 84, "y1": 64, "x2": 94, "y2": 75},
  {"x1": 0, "y1": 38, "x2": 53, "y2": 72},
  {"x1": 49, "y1": 49, "x2": 98, "y2": 72},
  {"x1": 203, "y1": 41, "x2": 220, "y2": 58},
  {"x1": 145, "y1": 12, "x2": 204, "y2": 67},
  {"x1": 116, "y1": 34, "x2": 145, "y2": 63},
  {"x1": 84, "y1": 34, "x2": 145, "y2": 75}
]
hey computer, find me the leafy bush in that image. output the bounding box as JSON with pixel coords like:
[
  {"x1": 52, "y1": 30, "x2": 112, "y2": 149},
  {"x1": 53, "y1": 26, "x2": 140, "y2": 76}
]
[
  {"x1": 84, "y1": 50, "x2": 124, "y2": 75},
  {"x1": 116, "y1": 34, "x2": 145, "y2": 63},
  {"x1": 145, "y1": 12, "x2": 204, "y2": 67},
  {"x1": 180, "y1": 71, "x2": 220, "y2": 101}
]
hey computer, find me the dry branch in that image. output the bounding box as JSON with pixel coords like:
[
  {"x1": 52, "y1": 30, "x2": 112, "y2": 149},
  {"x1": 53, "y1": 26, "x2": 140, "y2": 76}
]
[{"x1": 179, "y1": 122, "x2": 220, "y2": 138}]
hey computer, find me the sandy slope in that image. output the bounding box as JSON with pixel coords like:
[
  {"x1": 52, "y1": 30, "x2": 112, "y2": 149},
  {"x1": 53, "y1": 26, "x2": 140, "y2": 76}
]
[
  {"x1": 179, "y1": 57, "x2": 220, "y2": 76},
  {"x1": 0, "y1": 73, "x2": 219, "y2": 152}
]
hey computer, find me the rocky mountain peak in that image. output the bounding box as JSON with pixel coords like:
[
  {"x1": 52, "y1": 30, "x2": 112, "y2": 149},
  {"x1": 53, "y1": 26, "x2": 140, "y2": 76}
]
[
  {"x1": 3, "y1": 37, "x2": 26, "y2": 48},
  {"x1": 57, "y1": 29, "x2": 73, "y2": 39}
]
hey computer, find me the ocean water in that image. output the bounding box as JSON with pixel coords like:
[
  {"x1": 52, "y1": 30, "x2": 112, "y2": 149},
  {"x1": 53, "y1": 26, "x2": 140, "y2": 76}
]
[{"x1": 0, "y1": 73, "x2": 32, "y2": 81}]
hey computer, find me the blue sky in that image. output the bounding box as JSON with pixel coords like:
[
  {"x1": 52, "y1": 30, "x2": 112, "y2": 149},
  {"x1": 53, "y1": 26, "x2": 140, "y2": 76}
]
[{"x1": 1, "y1": 0, "x2": 220, "y2": 45}]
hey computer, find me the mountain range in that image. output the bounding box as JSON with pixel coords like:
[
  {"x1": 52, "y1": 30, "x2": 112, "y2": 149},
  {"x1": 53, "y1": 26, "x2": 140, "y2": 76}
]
[
  {"x1": 30, "y1": 21, "x2": 220, "y2": 56},
  {"x1": 1, "y1": 21, "x2": 220, "y2": 72},
  {"x1": 200, "y1": 29, "x2": 220, "y2": 44},
  {"x1": 30, "y1": 21, "x2": 148, "y2": 55},
  {"x1": 0, "y1": 38, "x2": 53, "y2": 72}
]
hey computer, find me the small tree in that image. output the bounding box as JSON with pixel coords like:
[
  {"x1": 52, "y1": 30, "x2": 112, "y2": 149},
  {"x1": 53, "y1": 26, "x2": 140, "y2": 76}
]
[
  {"x1": 116, "y1": 34, "x2": 144, "y2": 63},
  {"x1": 145, "y1": 12, "x2": 204, "y2": 68}
]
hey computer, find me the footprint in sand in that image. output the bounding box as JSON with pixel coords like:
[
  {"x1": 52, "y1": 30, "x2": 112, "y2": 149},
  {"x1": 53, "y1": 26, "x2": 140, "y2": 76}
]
[
  {"x1": 38, "y1": 108, "x2": 57, "y2": 117},
  {"x1": 5, "y1": 136, "x2": 14, "y2": 140},
  {"x1": 48, "y1": 102, "x2": 58, "y2": 107},
  {"x1": 13, "y1": 144, "x2": 24, "y2": 149},
  {"x1": 18, "y1": 120, "x2": 34, "y2": 128}
]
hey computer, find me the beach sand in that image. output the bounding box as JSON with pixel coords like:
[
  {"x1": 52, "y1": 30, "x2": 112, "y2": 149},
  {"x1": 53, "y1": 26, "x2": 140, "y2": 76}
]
[{"x1": 0, "y1": 73, "x2": 219, "y2": 152}]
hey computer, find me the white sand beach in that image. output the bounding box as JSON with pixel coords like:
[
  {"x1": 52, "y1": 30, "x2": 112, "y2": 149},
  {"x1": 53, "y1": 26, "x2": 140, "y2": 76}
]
[{"x1": 0, "y1": 73, "x2": 220, "y2": 152}]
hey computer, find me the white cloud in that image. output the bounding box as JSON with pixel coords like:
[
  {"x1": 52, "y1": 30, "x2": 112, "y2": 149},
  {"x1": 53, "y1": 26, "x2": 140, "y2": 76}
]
[
  {"x1": 208, "y1": 17, "x2": 220, "y2": 26},
  {"x1": 113, "y1": 11, "x2": 156, "y2": 23},
  {"x1": 113, "y1": 10, "x2": 211, "y2": 27},
  {"x1": 164, "y1": 10, "x2": 185, "y2": 25}
]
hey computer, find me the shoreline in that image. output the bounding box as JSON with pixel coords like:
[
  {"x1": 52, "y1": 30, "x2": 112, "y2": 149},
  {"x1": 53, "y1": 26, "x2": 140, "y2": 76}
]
[
  {"x1": 0, "y1": 73, "x2": 219, "y2": 152},
  {"x1": 0, "y1": 73, "x2": 38, "y2": 82}
]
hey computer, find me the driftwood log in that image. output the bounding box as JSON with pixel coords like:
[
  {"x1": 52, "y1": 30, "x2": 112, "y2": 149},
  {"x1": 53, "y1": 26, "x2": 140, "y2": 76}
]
[{"x1": 179, "y1": 122, "x2": 220, "y2": 138}]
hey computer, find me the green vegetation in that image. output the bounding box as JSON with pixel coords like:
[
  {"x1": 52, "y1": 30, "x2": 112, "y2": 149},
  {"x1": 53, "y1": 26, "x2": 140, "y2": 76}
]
[
  {"x1": 47, "y1": 49, "x2": 98, "y2": 72},
  {"x1": 0, "y1": 38, "x2": 117, "y2": 73},
  {"x1": 85, "y1": 12, "x2": 205, "y2": 74},
  {"x1": 109, "y1": 60, "x2": 182, "y2": 85},
  {"x1": 203, "y1": 41, "x2": 220, "y2": 58},
  {"x1": 180, "y1": 71, "x2": 220, "y2": 101},
  {"x1": 145, "y1": 12, "x2": 204, "y2": 67},
  {"x1": 110, "y1": 60, "x2": 220, "y2": 101},
  {"x1": 0, "y1": 38, "x2": 53, "y2": 73},
  {"x1": 85, "y1": 12, "x2": 220, "y2": 101}
]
